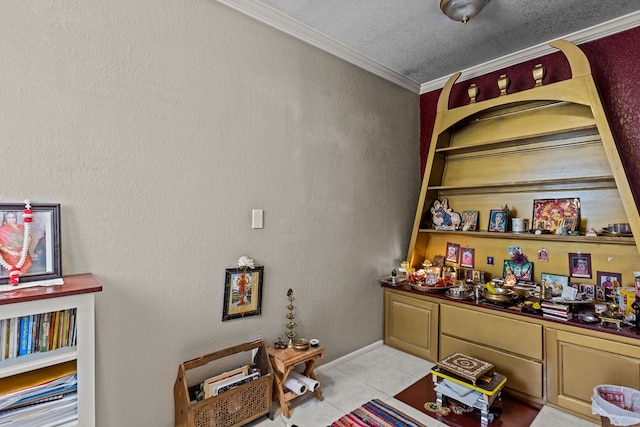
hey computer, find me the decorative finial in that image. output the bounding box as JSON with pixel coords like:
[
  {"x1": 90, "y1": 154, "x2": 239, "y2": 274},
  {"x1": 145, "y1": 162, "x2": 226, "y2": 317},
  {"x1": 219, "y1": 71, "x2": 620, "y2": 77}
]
[
  {"x1": 498, "y1": 74, "x2": 510, "y2": 96},
  {"x1": 468, "y1": 84, "x2": 478, "y2": 103},
  {"x1": 533, "y1": 64, "x2": 545, "y2": 87}
]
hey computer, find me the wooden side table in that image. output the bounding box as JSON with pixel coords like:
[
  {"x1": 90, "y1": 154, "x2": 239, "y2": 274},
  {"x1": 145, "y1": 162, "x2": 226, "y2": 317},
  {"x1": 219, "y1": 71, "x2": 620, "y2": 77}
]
[{"x1": 267, "y1": 346, "x2": 324, "y2": 418}]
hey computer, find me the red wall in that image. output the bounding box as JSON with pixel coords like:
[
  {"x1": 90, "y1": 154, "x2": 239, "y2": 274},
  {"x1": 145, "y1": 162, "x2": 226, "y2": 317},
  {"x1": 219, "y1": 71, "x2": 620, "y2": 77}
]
[{"x1": 420, "y1": 26, "x2": 640, "y2": 206}]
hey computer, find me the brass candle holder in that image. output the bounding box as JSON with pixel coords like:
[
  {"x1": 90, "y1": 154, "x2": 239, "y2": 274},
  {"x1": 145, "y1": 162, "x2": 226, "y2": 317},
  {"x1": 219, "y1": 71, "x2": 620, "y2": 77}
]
[{"x1": 285, "y1": 288, "x2": 297, "y2": 347}]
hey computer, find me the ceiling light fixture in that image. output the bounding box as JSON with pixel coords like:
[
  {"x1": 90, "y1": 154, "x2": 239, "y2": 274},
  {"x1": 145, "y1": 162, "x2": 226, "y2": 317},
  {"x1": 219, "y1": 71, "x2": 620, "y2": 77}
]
[{"x1": 440, "y1": 0, "x2": 490, "y2": 24}]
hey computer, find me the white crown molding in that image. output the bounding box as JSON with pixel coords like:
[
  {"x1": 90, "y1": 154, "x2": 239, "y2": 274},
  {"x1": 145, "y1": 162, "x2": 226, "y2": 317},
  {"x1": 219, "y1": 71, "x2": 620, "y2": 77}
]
[
  {"x1": 216, "y1": 0, "x2": 422, "y2": 93},
  {"x1": 217, "y1": 1, "x2": 639, "y2": 95},
  {"x1": 419, "y1": 10, "x2": 640, "y2": 94}
]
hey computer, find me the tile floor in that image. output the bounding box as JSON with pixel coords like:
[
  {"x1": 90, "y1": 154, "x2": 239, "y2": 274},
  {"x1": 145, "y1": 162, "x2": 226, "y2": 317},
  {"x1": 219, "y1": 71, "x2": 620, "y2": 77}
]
[{"x1": 247, "y1": 342, "x2": 599, "y2": 427}]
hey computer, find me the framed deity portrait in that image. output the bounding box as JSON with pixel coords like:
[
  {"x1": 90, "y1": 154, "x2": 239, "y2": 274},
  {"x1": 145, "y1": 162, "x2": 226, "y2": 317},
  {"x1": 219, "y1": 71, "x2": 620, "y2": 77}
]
[
  {"x1": 445, "y1": 242, "x2": 460, "y2": 263},
  {"x1": 222, "y1": 266, "x2": 264, "y2": 321},
  {"x1": 0, "y1": 203, "x2": 62, "y2": 286},
  {"x1": 460, "y1": 248, "x2": 475, "y2": 268},
  {"x1": 461, "y1": 211, "x2": 479, "y2": 231},
  {"x1": 488, "y1": 209, "x2": 507, "y2": 232},
  {"x1": 568, "y1": 252, "x2": 592, "y2": 279},
  {"x1": 503, "y1": 260, "x2": 533, "y2": 281}
]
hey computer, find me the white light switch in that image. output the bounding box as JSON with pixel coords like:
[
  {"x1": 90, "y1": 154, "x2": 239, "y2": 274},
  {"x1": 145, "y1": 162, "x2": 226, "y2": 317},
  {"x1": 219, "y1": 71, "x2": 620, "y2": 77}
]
[{"x1": 252, "y1": 209, "x2": 263, "y2": 229}]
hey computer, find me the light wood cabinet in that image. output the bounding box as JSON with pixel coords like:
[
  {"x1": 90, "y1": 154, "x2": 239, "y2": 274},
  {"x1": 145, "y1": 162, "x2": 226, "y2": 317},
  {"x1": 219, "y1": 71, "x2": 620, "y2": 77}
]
[
  {"x1": 440, "y1": 304, "x2": 543, "y2": 399},
  {"x1": 546, "y1": 328, "x2": 640, "y2": 420},
  {"x1": 384, "y1": 288, "x2": 439, "y2": 361}
]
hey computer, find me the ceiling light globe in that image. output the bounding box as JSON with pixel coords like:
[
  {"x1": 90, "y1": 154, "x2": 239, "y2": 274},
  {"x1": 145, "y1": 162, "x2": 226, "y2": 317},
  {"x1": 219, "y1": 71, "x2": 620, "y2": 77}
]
[{"x1": 440, "y1": 0, "x2": 490, "y2": 23}]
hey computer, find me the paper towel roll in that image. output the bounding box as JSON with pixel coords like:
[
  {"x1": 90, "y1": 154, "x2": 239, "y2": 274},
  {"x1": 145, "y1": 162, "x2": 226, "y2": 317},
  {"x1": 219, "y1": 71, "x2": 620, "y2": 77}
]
[
  {"x1": 289, "y1": 371, "x2": 320, "y2": 392},
  {"x1": 283, "y1": 376, "x2": 307, "y2": 395}
]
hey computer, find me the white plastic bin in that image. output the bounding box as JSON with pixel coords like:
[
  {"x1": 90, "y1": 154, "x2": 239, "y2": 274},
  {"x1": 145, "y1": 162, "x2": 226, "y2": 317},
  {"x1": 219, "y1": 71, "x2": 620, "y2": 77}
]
[{"x1": 593, "y1": 385, "x2": 640, "y2": 427}]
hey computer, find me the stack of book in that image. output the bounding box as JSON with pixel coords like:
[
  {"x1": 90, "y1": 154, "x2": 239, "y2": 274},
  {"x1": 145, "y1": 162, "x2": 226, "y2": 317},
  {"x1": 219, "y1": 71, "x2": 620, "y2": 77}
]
[{"x1": 541, "y1": 301, "x2": 573, "y2": 321}]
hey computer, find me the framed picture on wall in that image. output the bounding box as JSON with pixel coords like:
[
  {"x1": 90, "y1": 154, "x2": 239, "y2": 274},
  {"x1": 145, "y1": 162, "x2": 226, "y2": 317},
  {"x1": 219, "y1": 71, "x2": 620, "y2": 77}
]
[
  {"x1": 460, "y1": 247, "x2": 475, "y2": 268},
  {"x1": 568, "y1": 252, "x2": 592, "y2": 279},
  {"x1": 0, "y1": 203, "x2": 62, "y2": 286},
  {"x1": 445, "y1": 242, "x2": 460, "y2": 263},
  {"x1": 222, "y1": 266, "x2": 264, "y2": 321}
]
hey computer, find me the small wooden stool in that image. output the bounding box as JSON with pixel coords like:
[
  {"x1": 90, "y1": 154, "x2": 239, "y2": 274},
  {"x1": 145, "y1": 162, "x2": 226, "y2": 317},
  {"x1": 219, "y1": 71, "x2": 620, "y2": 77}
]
[
  {"x1": 267, "y1": 346, "x2": 324, "y2": 418},
  {"x1": 431, "y1": 368, "x2": 507, "y2": 427}
]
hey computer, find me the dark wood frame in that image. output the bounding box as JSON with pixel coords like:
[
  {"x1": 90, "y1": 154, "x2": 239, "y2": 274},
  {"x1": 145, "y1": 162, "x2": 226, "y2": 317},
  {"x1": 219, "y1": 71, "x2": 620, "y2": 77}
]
[
  {"x1": 222, "y1": 266, "x2": 264, "y2": 321},
  {"x1": 460, "y1": 247, "x2": 475, "y2": 268},
  {"x1": 445, "y1": 242, "x2": 460, "y2": 263},
  {"x1": 568, "y1": 252, "x2": 592, "y2": 279},
  {"x1": 0, "y1": 203, "x2": 61, "y2": 285}
]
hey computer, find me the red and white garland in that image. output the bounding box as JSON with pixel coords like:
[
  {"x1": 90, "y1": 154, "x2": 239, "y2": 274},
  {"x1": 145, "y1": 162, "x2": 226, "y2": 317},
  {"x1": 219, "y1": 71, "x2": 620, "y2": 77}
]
[{"x1": 0, "y1": 200, "x2": 32, "y2": 285}]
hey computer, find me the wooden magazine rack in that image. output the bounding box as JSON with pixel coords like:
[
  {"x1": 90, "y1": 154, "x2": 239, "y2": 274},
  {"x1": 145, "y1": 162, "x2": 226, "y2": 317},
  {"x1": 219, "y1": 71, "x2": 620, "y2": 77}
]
[{"x1": 174, "y1": 339, "x2": 273, "y2": 427}]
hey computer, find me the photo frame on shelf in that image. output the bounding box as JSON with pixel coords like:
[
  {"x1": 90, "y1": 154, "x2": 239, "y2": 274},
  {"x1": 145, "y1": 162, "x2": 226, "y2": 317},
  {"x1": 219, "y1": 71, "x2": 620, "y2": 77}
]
[
  {"x1": 488, "y1": 209, "x2": 507, "y2": 232},
  {"x1": 461, "y1": 211, "x2": 479, "y2": 231},
  {"x1": 503, "y1": 260, "x2": 533, "y2": 281},
  {"x1": 568, "y1": 252, "x2": 592, "y2": 279},
  {"x1": 580, "y1": 283, "x2": 595, "y2": 297},
  {"x1": 460, "y1": 247, "x2": 475, "y2": 268},
  {"x1": 561, "y1": 218, "x2": 578, "y2": 232},
  {"x1": 0, "y1": 203, "x2": 62, "y2": 285},
  {"x1": 445, "y1": 242, "x2": 460, "y2": 263},
  {"x1": 541, "y1": 272, "x2": 569, "y2": 288},
  {"x1": 596, "y1": 271, "x2": 621, "y2": 289},
  {"x1": 532, "y1": 198, "x2": 581, "y2": 234},
  {"x1": 222, "y1": 266, "x2": 264, "y2": 321},
  {"x1": 595, "y1": 285, "x2": 606, "y2": 302}
]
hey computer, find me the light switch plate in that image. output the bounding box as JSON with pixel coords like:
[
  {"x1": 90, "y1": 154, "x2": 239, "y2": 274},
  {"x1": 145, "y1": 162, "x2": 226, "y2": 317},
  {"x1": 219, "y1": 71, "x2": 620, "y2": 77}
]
[{"x1": 252, "y1": 209, "x2": 263, "y2": 229}]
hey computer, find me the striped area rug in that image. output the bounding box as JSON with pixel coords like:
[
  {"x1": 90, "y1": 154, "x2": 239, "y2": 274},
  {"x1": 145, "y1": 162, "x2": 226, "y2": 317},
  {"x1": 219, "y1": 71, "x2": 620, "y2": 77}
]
[{"x1": 331, "y1": 399, "x2": 427, "y2": 427}]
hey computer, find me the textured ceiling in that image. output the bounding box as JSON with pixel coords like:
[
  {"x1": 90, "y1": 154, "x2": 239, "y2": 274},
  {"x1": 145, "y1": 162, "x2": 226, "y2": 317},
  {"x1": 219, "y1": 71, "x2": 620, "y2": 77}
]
[{"x1": 251, "y1": 0, "x2": 640, "y2": 87}]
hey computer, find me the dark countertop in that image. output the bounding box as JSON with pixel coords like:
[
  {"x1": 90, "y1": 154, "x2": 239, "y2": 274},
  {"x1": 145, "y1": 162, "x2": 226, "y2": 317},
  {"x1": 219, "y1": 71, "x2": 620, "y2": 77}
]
[{"x1": 382, "y1": 282, "x2": 640, "y2": 341}]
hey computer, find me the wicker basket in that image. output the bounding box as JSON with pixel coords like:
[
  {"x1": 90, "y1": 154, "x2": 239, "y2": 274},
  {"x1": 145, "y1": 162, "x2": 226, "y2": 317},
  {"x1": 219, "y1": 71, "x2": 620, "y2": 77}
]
[{"x1": 174, "y1": 339, "x2": 272, "y2": 427}]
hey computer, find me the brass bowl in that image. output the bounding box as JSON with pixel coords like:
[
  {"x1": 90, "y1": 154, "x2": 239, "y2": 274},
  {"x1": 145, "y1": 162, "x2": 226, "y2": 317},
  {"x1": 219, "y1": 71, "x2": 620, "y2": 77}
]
[
  {"x1": 293, "y1": 338, "x2": 310, "y2": 351},
  {"x1": 482, "y1": 289, "x2": 515, "y2": 303}
]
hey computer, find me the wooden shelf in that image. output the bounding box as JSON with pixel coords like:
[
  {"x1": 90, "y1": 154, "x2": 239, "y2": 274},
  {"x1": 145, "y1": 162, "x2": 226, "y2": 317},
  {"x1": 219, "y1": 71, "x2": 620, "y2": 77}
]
[
  {"x1": 427, "y1": 175, "x2": 616, "y2": 195},
  {"x1": 417, "y1": 229, "x2": 636, "y2": 246}
]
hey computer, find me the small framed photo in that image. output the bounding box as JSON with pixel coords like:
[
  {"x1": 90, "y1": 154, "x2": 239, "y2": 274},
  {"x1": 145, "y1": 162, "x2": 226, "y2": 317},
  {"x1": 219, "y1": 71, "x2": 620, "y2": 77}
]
[
  {"x1": 537, "y1": 248, "x2": 549, "y2": 262},
  {"x1": 503, "y1": 260, "x2": 533, "y2": 281},
  {"x1": 597, "y1": 271, "x2": 622, "y2": 289},
  {"x1": 488, "y1": 209, "x2": 507, "y2": 232},
  {"x1": 569, "y1": 252, "x2": 592, "y2": 279},
  {"x1": 0, "y1": 203, "x2": 62, "y2": 285},
  {"x1": 541, "y1": 272, "x2": 569, "y2": 288},
  {"x1": 461, "y1": 211, "x2": 479, "y2": 231},
  {"x1": 445, "y1": 242, "x2": 460, "y2": 263},
  {"x1": 580, "y1": 283, "x2": 595, "y2": 297},
  {"x1": 507, "y1": 246, "x2": 522, "y2": 256},
  {"x1": 222, "y1": 266, "x2": 264, "y2": 321},
  {"x1": 460, "y1": 248, "x2": 475, "y2": 268},
  {"x1": 595, "y1": 285, "x2": 607, "y2": 302},
  {"x1": 561, "y1": 218, "x2": 578, "y2": 232},
  {"x1": 472, "y1": 270, "x2": 484, "y2": 283}
]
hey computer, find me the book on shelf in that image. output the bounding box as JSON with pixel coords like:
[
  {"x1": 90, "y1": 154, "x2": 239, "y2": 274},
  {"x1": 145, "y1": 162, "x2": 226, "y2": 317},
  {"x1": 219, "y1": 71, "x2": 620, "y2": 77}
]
[{"x1": 0, "y1": 309, "x2": 79, "y2": 362}]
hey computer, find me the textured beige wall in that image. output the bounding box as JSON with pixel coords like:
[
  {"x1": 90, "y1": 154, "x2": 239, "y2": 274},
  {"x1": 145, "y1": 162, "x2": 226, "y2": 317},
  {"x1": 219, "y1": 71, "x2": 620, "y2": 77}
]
[{"x1": 0, "y1": 1, "x2": 419, "y2": 425}]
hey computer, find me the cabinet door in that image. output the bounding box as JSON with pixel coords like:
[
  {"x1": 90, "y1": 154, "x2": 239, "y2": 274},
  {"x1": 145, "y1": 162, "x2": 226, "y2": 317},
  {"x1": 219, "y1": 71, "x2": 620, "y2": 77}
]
[
  {"x1": 384, "y1": 290, "x2": 439, "y2": 362},
  {"x1": 546, "y1": 328, "x2": 640, "y2": 420}
]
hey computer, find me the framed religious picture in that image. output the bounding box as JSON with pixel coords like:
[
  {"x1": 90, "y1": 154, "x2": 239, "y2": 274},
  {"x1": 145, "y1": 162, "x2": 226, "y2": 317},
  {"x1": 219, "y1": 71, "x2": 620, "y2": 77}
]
[
  {"x1": 503, "y1": 260, "x2": 533, "y2": 281},
  {"x1": 222, "y1": 266, "x2": 264, "y2": 321},
  {"x1": 532, "y1": 198, "x2": 580, "y2": 234},
  {"x1": 541, "y1": 272, "x2": 570, "y2": 288},
  {"x1": 568, "y1": 252, "x2": 592, "y2": 279},
  {"x1": 488, "y1": 209, "x2": 507, "y2": 232},
  {"x1": 461, "y1": 211, "x2": 479, "y2": 231},
  {"x1": 597, "y1": 271, "x2": 621, "y2": 298},
  {"x1": 0, "y1": 202, "x2": 62, "y2": 287},
  {"x1": 460, "y1": 247, "x2": 475, "y2": 268},
  {"x1": 445, "y1": 242, "x2": 460, "y2": 263}
]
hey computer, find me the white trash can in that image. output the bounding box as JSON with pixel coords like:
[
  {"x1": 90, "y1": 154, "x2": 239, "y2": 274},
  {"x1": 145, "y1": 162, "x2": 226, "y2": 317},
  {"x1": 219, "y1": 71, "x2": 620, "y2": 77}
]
[{"x1": 593, "y1": 385, "x2": 640, "y2": 427}]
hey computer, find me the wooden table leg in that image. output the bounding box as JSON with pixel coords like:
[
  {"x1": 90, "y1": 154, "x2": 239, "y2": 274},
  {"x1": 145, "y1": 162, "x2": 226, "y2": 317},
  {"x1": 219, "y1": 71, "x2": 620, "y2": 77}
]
[{"x1": 302, "y1": 358, "x2": 324, "y2": 401}]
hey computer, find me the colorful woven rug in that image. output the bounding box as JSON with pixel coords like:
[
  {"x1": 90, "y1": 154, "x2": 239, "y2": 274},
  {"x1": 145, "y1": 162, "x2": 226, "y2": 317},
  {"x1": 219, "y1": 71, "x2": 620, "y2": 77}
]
[{"x1": 331, "y1": 398, "x2": 427, "y2": 427}]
